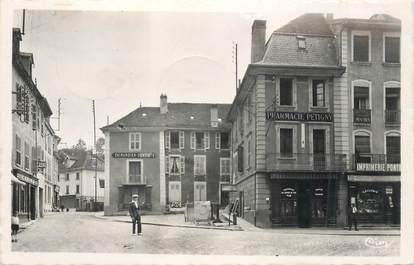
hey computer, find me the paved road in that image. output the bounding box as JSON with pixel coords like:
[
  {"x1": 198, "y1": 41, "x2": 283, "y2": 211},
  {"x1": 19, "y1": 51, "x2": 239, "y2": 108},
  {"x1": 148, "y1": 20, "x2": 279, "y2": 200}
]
[{"x1": 12, "y1": 212, "x2": 399, "y2": 256}]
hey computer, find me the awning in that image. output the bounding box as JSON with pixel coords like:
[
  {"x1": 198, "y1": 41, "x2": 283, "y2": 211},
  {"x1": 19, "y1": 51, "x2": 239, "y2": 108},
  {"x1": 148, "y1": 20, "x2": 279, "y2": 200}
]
[
  {"x1": 347, "y1": 175, "x2": 400, "y2": 182},
  {"x1": 11, "y1": 174, "x2": 25, "y2": 185}
]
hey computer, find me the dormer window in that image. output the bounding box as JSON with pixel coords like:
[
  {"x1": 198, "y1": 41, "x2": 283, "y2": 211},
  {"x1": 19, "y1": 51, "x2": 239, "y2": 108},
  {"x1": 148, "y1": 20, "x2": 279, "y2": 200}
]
[{"x1": 297, "y1": 36, "x2": 306, "y2": 49}]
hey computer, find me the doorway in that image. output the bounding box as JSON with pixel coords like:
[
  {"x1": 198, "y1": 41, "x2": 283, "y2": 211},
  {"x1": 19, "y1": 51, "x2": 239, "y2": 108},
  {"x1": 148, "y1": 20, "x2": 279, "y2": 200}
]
[
  {"x1": 30, "y1": 186, "x2": 36, "y2": 220},
  {"x1": 194, "y1": 182, "x2": 206, "y2": 201},
  {"x1": 297, "y1": 181, "x2": 312, "y2": 228}
]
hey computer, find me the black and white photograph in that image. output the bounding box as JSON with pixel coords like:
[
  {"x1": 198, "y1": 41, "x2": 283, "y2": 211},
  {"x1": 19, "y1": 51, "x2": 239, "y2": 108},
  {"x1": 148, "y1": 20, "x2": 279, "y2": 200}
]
[{"x1": 0, "y1": 0, "x2": 413, "y2": 264}]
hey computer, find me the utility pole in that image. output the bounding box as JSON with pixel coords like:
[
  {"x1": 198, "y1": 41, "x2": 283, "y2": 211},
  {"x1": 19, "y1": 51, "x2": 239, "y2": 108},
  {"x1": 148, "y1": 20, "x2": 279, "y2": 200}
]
[
  {"x1": 232, "y1": 42, "x2": 238, "y2": 93},
  {"x1": 22, "y1": 9, "x2": 25, "y2": 35},
  {"x1": 92, "y1": 100, "x2": 97, "y2": 210}
]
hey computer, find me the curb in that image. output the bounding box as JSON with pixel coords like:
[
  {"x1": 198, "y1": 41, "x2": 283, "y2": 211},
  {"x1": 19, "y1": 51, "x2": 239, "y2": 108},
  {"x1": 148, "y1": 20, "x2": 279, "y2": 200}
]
[{"x1": 93, "y1": 213, "x2": 243, "y2": 231}]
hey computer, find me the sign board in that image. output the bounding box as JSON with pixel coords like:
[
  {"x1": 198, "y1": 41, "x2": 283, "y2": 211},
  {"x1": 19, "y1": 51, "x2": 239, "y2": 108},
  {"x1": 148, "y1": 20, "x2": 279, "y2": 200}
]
[
  {"x1": 16, "y1": 173, "x2": 39, "y2": 186},
  {"x1": 265, "y1": 111, "x2": 333, "y2": 122},
  {"x1": 356, "y1": 163, "x2": 400, "y2": 172},
  {"x1": 347, "y1": 175, "x2": 400, "y2": 182},
  {"x1": 112, "y1": 152, "x2": 156, "y2": 159}
]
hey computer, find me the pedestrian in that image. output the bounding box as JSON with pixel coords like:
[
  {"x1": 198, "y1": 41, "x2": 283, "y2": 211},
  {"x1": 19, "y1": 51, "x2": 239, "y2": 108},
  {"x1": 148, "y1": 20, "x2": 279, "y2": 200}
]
[
  {"x1": 11, "y1": 211, "x2": 19, "y2": 242},
  {"x1": 60, "y1": 205, "x2": 64, "y2": 212},
  {"x1": 129, "y1": 194, "x2": 142, "y2": 236},
  {"x1": 348, "y1": 203, "x2": 358, "y2": 231}
]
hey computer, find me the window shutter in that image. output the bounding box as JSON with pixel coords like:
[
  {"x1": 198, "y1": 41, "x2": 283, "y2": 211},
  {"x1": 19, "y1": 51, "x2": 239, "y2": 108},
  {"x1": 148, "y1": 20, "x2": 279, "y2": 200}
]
[
  {"x1": 179, "y1": 131, "x2": 184, "y2": 149},
  {"x1": 180, "y1": 156, "x2": 185, "y2": 174},
  {"x1": 215, "y1": 133, "x2": 220, "y2": 149},
  {"x1": 166, "y1": 131, "x2": 170, "y2": 150},
  {"x1": 204, "y1": 132, "x2": 210, "y2": 150},
  {"x1": 166, "y1": 156, "x2": 170, "y2": 174},
  {"x1": 190, "y1": 132, "x2": 195, "y2": 150}
]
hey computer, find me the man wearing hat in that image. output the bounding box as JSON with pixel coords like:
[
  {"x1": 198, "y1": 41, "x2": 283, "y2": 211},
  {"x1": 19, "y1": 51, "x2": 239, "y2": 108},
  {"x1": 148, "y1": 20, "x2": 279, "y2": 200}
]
[{"x1": 129, "y1": 194, "x2": 142, "y2": 235}]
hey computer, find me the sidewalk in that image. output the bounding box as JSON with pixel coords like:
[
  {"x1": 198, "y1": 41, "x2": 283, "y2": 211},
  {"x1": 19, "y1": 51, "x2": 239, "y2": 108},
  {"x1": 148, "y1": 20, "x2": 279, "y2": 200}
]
[{"x1": 94, "y1": 212, "x2": 243, "y2": 231}]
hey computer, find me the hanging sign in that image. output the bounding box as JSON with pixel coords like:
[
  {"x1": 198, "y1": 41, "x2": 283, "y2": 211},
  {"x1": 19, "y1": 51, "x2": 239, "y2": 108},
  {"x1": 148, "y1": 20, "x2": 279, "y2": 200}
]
[
  {"x1": 112, "y1": 152, "x2": 156, "y2": 159},
  {"x1": 266, "y1": 111, "x2": 333, "y2": 122}
]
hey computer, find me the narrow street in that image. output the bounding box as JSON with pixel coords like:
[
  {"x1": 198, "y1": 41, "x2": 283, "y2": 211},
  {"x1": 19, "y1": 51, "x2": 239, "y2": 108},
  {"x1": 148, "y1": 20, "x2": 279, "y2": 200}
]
[{"x1": 12, "y1": 212, "x2": 399, "y2": 256}]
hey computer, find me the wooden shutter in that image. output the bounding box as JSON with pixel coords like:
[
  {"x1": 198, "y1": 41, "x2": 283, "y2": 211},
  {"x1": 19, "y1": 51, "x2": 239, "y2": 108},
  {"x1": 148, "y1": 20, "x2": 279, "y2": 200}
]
[
  {"x1": 204, "y1": 132, "x2": 210, "y2": 150},
  {"x1": 190, "y1": 132, "x2": 195, "y2": 150},
  {"x1": 165, "y1": 131, "x2": 170, "y2": 150},
  {"x1": 180, "y1": 156, "x2": 185, "y2": 174},
  {"x1": 215, "y1": 133, "x2": 220, "y2": 149},
  {"x1": 179, "y1": 131, "x2": 184, "y2": 149}
]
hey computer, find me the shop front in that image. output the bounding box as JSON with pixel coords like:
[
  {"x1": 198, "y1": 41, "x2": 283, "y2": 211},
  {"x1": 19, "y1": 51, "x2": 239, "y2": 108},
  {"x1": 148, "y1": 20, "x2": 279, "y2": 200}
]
[
  {"x1": 12, "y1": 169, "x2": 39, "y2": 222},
  {"x1": 118, "y1": 184, "x2": 152, "y2": 211},
  {"x1": 270, "y1": 173, "x2": 337, "y2": 227},
  {"x1": 347, "y1": 174, "x2": 400, "y2": 225}
]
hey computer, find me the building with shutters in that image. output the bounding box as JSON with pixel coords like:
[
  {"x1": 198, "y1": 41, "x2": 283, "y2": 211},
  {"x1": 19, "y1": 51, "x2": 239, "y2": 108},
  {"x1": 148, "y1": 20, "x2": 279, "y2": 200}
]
[
  {"x1": 57, "y1": 148, "x2": 105, "y2": 210},
  {"x1": 101, "y1": 95, "x2": 231, "y2": 216},
  {"x1": 227, "y1": 13, "x2": 400, "y2": 228},
  {"x1": 11, "y1": 28, "x2": 60, "y2": 222}
]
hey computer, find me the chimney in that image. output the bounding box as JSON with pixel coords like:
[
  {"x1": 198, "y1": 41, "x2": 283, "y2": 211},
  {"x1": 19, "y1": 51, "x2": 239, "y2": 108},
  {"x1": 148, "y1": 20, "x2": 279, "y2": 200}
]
[
  {"x1": 210, "y1": 104, "x2": 218, "y2": 127},
  {"x1": 160, "y1": 94, "x2": 168, "y2": 114},
  {"x1": 326, "y1": 13, "x2": 334, "y2": 21},
  {"x1": 251, "y1": 20, "x2": 266, "y2": 63}
]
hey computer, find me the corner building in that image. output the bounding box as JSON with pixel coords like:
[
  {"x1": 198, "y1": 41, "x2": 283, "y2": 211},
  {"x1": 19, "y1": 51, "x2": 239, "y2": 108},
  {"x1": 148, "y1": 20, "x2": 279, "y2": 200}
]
[{"x1": 101, "y1": 95, "x2": 231, "y2": 215}]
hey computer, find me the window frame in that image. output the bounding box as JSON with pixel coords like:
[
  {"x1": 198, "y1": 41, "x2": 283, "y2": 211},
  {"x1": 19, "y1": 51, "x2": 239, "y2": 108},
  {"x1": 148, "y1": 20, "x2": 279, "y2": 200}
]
[
  {"x1": 276, "y1": 124, "x2": 298, "y2": 159},
  {"x1": 15, "y1": 135, "x2": 22, "y2": 167},
  {"x1": 194, "y1": 155, "x2": 206, "y2": 176},
  {"x1": 169, "y1": 131, "x2": 180, "y2": 149},
  {"x1": 351, "y1": 30, "x2": 371, "y2": 63},
  {"x1": 76, "y1": 172, "x2": 80, "y2": 180},
  {"x1": 309, "y1": 79, "x2": 329, "y2": 109},
  {"x1": 76, "y1": 184, "x2": 80, "y2": 194},
  {"x1": 277, "y1": 77, "x2": 297, "y2": 108},
  {"x1": 169, "y1": 155, "x2": 181, "y2": 175},
  {"x1": 24, "y1": 141, "x2": 30, "y2": 171},
  {"x1": 352, "y1": 79, "x2": 372, "y2": 110},
  {"x1": 126, "y1": 159, "x2": 143, "y2": 184},
  {"x1": 220, "y1": 157, "x2": 231, "y2": 176},
  {"x1": 352, "y1": 129, "x2": 372, "y2": 155},
  {"x1": 129, "y1": 132, "x2": 142, "y2": 151},
  {"x1": 383, "y1": 32, "x2": 401, "y2": 64},
  {"x1": 66, "y1": 173, "x2": 69, "y2": 181},
  {"x1": 383, "y1": 81, "x2": 400, "y2": 111},
  {"x1": 384, "y1": 130, "x2": 400, "y2": 163}
]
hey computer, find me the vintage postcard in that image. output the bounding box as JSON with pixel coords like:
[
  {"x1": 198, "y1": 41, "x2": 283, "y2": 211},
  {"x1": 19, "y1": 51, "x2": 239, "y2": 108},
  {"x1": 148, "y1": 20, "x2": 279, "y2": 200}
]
[{"x1": 0, "y1": 0, "x2": 413, "y2": 264}]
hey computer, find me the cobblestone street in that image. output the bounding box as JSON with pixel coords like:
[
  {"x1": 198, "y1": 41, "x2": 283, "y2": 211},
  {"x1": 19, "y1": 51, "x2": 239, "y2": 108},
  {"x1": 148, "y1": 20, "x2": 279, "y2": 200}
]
[{"x1": 12, "y1": 212, "x2": 400, "y2": 256}]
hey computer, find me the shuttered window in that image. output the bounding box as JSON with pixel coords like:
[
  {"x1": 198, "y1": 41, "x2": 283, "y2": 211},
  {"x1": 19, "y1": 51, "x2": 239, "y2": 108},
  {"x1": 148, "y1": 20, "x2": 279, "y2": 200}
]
[
  {"x1": 385, "y1": 36, "x2": 400, "y2": 63},
  {"x1": 386, "y1": 136, "x2": 400, "y2": 163},
  {"x1": 128, "y1": 161, "x2": 142, "y2": 183},
  {"x1": 353, "y1": 35, "x2": 369, "y2": 62},
  {"x1": 355, "y1": 136, "x2": 370, "y2": 154}
]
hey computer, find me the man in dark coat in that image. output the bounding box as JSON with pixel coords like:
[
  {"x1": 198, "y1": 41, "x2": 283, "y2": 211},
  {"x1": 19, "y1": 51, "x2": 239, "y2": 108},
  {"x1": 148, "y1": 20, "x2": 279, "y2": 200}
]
[
  {"x1": 129, "y1": 194, "x2": 142, "y2": 236},
  {"x1": 348, "y1": 203, "x2": 358, "y2": 231}
]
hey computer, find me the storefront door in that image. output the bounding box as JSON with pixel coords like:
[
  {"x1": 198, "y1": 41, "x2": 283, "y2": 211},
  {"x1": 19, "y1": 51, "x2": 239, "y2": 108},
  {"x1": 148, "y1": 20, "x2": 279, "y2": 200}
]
[
  {"x1": 297, "y1": 181, "x2": 312, "y2": 228},
  {"x1": 280, "y1": 182, "x2": 297, "y2": 225}
]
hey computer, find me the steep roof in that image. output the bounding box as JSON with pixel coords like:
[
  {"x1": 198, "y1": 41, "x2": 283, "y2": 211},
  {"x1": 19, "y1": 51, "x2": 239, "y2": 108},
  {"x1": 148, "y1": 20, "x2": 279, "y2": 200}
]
[
  {"x1": 274, "y1": 13, "x2": 334, "y2": 36},
  {"x1": 58, "y1": 148, "x2": 104, "y2": 172},
  {"x1": 258, "y1": 13, "x2": 338, "y2": 67},
  {"x1": 101, "y1": 103, "x2": 232, "y2": 132}
]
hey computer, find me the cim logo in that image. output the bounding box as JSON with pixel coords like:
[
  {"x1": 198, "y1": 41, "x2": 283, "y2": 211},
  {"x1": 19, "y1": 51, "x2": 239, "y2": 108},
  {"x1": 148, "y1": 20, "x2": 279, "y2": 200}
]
[{"x1": 365, "y1": 237, "x2": 389, "y2": 248}]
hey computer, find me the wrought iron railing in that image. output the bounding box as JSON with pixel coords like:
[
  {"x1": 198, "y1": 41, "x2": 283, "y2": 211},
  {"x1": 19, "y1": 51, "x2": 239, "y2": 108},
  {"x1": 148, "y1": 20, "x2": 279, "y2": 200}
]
[
  {"x1": 352, "y1": 153, "x2": 400, "y2": 167},
  {"x1": 353, "y1": 109, "x2": 371, "y2": 124},
  {"x1": 266, "y1": 153, "x2": 349, "y2": 171}
]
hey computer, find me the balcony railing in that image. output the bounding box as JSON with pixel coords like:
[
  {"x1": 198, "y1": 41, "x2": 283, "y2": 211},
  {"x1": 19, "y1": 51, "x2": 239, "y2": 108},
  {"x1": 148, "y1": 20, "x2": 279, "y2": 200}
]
[
  {"x1": 266, "y1": 153, "x2": 349, "y2": 172},
  {"x1": 385, "y1": 110, "x2": 400, "y2": 124},
  {"x1": 352, "y1": 153, "x2": 400, "y2": 171},
  {"x1": 353, "y1": 109, "x2": 371, "y2": 124}
]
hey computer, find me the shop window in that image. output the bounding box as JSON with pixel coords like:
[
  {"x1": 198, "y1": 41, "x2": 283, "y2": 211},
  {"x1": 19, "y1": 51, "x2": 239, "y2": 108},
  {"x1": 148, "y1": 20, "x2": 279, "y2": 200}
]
[
  {"x1": 280, "y1": 78, "x2": 293, "y2": 106},
  {"x1": 353, "y1": 33, "x2": 370, "y2": 62},
  {"x1": 129, "y1": 132, "x2": 141, "y2": 151},
  {"x1": 384, "y1": 36, "x2": 400, "y2": 63},
  {"x1": 15, "y1": 135, "x2": 21, "y2": 167},
  {"x1": 281, "y1": 187, "x2": 297, "y2": 217},
  {"x1": 355, "y1": 135, "x2": 371, "y2": 163},
  {"x1": 386, "y1": 135, "x2": 400, "y2": 163},
  {"x1": 357, "y1": 187, "x2": 383, "y2": 214},
  {"x1": 312, "y1": 80, "x2": 325, "y2": 107},
  {"x1": 280, "y1": 128, "x2": 293, "y2": 157},
  {"x1": 220, "y1": 158, "x2": 230, "y2": 176},
  {"x1": 170, "y1": 131, "x2": 180, "y2": 149},
  {"x1": 194, "y1": 155, "x2": 206, "y2": 176},
  {"x1": 128, "y1": 161, "x2": 142, "y2": 183}
]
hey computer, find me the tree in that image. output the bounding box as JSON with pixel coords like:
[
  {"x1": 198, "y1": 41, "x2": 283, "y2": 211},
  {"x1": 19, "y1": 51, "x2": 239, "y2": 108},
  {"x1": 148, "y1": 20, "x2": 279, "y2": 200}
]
[
  {"x1": 73, "y1": 138, "x2": 87, "y2": 150},
  {"x1": 96, "y1": 137, "x2": 105, "y2": 154}
]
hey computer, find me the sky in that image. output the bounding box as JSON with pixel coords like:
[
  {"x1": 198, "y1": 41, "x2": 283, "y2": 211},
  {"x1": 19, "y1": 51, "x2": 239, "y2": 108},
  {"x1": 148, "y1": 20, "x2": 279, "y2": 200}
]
[{"x1": 12, "y1": 5, "x2": 404, "y2": 148}]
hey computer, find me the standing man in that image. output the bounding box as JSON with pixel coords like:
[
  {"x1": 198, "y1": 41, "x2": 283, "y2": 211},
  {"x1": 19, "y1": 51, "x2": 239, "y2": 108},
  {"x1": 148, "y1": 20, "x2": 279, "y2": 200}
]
[
  {"x1": 348, "y1": 203, "x2": 358, "y2": 231},
  {"x1": 129, "y1": 194, "x2": 142, "y2": 236}
]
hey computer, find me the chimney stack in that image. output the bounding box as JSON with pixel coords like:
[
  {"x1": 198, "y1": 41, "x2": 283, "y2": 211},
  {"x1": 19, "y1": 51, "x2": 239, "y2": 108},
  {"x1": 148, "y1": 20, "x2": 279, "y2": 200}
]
[
  {"x1": 160, "y1": 94, "x2": 168, "y2": 114},
  {"x1": 251, "y1": 20, "x2": 266, "y2": 63},
  {"x1": 210, "y1": 104, "x2": 218, "y2": 127}
]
